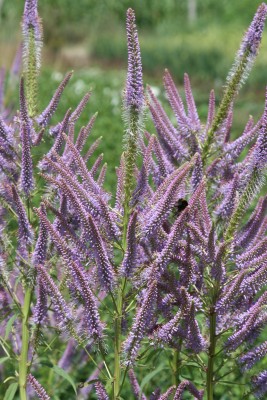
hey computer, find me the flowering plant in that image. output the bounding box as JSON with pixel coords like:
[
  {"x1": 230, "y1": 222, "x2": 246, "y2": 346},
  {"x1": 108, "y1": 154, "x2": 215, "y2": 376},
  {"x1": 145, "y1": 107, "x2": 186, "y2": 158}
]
[{"x1": 0, "y1": 1, "x2": 267, "y2": 399}]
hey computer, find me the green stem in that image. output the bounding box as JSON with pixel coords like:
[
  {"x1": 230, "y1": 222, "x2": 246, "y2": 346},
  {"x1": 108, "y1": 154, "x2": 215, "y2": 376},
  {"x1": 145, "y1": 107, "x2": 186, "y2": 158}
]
[
  {"x1": 202, "y1": 52, "x2": 248, "y2": 164},
  {"x1": 113, "y1": 109, "x2": 139, "y2": 398},
  {"x1": 206, "y1": 306, "x2": 217, "y2": 400},
  {"x1": 172, "y1": 350, "x2": 178, "y2": 386},
  {"x1": 19, "y1": 287, "x2": 32, "y2": 400}
]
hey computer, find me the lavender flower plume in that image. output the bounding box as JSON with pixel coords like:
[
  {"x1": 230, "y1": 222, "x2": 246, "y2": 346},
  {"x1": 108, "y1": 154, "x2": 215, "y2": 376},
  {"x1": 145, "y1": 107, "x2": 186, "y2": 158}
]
[
  {"x1": 36, "y1": 264, "x2": 73, "y2": 329},
  {"x1": 239, "y1": 341, "x2": 267, "y2": 371},
  {"x1": 129, "y1": 369, "x2": 147, "y2": 400},
  {"x1": 186, "y1": 301, "x2": 206, "y2": 353},
  {"x1": 252, "y1": 371, "x2": 267, "y2": 399},
  {"x1": 34, "y1": 207, "x2": 103, "y2": 340},
  {"x1": 36, "y1": 71, "x2": 73, "y2": 127},
  {"x1": 94, "y1": 381, "x2": 109, "y2": 400},
  {"x1": 19, "y1": 76, "x2": 34, "y2": 143},
  {"x1": 27, "y1": 374, "x2": 50, "y2": 400},
  {"x1": 173, "y1": 380, "x2": 204, "y2": 400},
  {"x1": 33, "y1": 274, "x2": 47, "y2": 325},
  {"x1": 87, "y1": 214, "x2": 114, "y2": 290},
  {"x1": 225, "y1": 291, "x2": 267, "y2": 350},
  {"x1": 163, "y1": 69, "x2": 189, "y2": 135},
  {"x1": 11, "y1": 185, "x2": 33, "y2": 246},
  {"x1": 141, "y1": 161, "x2": 192, "y2": 238},
  {"x1": 78, "y1": 363, "x2": 103, "y2": 399},
  {"x1": 20, "y1": 121, "x2": 34, "y2": 196},
  {"x1": 206, "y1": 89, "x2": 215, "y2": 132},
  {"x1": 58, "y1": 338, "x2": 76, "y2": 371},
  {"x1": 155, "y1": 310, "x2": 182, "y2": 344},
  {"x1": 70, "y1": 92, "x2": 91, "y2": 123},
  {"x1": 184, "y1": 73, "x2": 201, "y2": 131},
  {"x1": 253, "y1": 89, "x2": 267, "y2": 169},
  {"x1": 158, "y1": 386, "x2": 176, "y2": 400},
  {"x1": 191, "y1": 152, "x2": 203, "y2": 192},
  {"x1": 120, "y1": 211, "x2": 138, "y2": 277},
  {"x1": 240, "y1": 3, "x2": 267, "y2": 57},
  {"x1": 75, "y1": 112, "x2": 97, "y2": 152},
  {"x1": 123, "y1": 279, "x2": 157, "y2": 364},
  {"x1": 227, "y1": 3, "x2": 267, "y2": 89},
  {"x1": 22, "y1": 0, "x2": 42, "y2": 67},
  {"x1": 32, "y1": 204, "x2": 48, "y2": 266},
  {"x1": 125, "y1": 8, "x2": 144, "y2": 112}
]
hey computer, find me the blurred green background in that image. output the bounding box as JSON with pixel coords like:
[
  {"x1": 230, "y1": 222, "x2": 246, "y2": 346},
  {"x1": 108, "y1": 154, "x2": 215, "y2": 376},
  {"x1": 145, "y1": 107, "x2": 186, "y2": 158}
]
[{"x1": 0, "y1": 0, "x2": 267, "y2": 192}]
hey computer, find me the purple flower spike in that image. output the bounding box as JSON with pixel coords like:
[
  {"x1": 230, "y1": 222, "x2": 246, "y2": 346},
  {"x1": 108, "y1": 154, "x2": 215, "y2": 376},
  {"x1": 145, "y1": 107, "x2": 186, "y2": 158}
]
[
  {"x1": 36, "y1": 72, "x2": 73, "y2": 127},
  {"x1": 252, "y1": 371, "x2": 267, "y2": 399},
  {"x1": 36, "y1": 264, "x2": 73, "y2": 329},
  {"x1": 240, "y1": 3, "x2": 267, "y2": 58},
  {"x1": 125, "y1": 8, "x2": 144, "y2": 112},
  {"x1": 20, "y1": 121, "x2": 34, "y2": 196},
  {"x1": 254, "y1": 88, "x2": 267, "y2": 169},
  {"x1": 123, "y1": 280, "x2": 158, "y2": 364},
  {"x1": 186, "y1": 302, "x2": 207, "y2": 353},
  {"x1": 227, "y1": 3, "x2": 267, "y2": 89},
  {"x1": 158, "y1": 386, "x2": 176, "y2": 400},
  {"x1": 129, "y1": 369, "x2": 147, "y2": 400},
  {"x1": 173, "y1": 380, "x2": 204, "y2": 400},
  {"x1": 27, "y1": 374, "x2": 50, "y2": 400},
  {"x1": 33, "y1": 274, "x2": 47, "y2": 325},
  {"x1": 94, "y1": 381, "x2": 109, "y2": 400},
  {"x1": 121, "y1": 211, "x2": 138, "y2": 277},
  {"x1": 11, "y1": 185, "x2": 33, "y2": 247},
  {"x1": 184, "y1": 73, "x2": 201, "y2": 131},
  {"x1": 239, "y1": 341, "x2": 267, "y2": 371},
  {"x1": 32, "y1": 204, "x2": 48, "y2": 266},
  {"x1": 23, "y1": 0, "x2": 42, "y2": 68},
  {"x1": 87, "y1": 214, "x2": 114, "y2": 291}
]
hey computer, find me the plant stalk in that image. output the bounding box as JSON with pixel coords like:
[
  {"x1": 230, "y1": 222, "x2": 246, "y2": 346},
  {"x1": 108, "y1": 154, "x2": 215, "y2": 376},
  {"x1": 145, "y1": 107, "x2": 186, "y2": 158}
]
[
  {"x1": 19, "y1": 287, "x2": 32, "y2": 400},
  {"x1": 207, "y1": 306, "x2": 217, "y2": 400}
]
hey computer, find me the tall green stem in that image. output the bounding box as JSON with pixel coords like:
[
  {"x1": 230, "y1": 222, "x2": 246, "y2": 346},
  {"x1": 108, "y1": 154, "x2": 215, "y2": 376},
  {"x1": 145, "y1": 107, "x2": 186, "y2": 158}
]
[
  {"x1": 113, "y1": 110, "x2": 139, "y2": 399},
  {"x1": 202, "y1": 52, "x2": 248, "y2": 164},
  {"x1": 19, "y1": 287, "x2": 32, "y2": 400},
  {"x1": 207, "y1": 306, "x2": 217, "y2": 400}
]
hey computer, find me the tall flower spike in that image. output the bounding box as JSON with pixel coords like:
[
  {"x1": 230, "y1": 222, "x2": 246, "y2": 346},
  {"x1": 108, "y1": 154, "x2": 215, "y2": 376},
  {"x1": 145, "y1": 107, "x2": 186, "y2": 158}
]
[
  {"x1": 33, "y1": 274, "x2": 47, "y2": 325},
  {"x1": 36, "y1": 264, "x2": 73, "y2": 330},
  {"x1": 202, "y1": 3, "x2": 267, "y2": 161},
  {"x1": 125, "y1": 8, "x2": 144, "y2": 112},
  {"x1": 32, "y1": 204, "x2": 48, "y2": 266},
  {"x1": 123, "y1": 279, "x2": 157, "y2": 364},
  {"x1": 27, "y1": 374, "x2": 50, "y2": 400},
  {"x1": 20, "y1": 121, "x2": 34, "y2": 196},
  {"x1": 252, "y1": 371, "x2": 267, "y2": 399},
  {"x1": 36, "y1": 71, "x2": 73, "y2": 127},
  {"x1": 94, "y1": 381, "x2": 109, "y2": 400},
  {"x1": 163, "y1": 69, "x2": 189, "y2": 135},
  {"x1": 22, "y1": 0, "x2": 43, "y2": 117},
  {"x1": 34, "y1": 207, "x2": 103, "y2": 340},
  {"x1": 158, "y1": 386, "x2": 176, "y2": 400},
  {"x1": 186, "y1": 301, "x2": 206, "y2": 353},
  {"x1": 184, "y1": 73, "x2": 201, "y2": 131},
  {"x1": 120, "y1": 211, "x2": 138, "y2": 277},
  {"x1": 173, "y1": 380, "x2": 204, "y2": 400},
  {"x1": 239, "y1": 341, "x2": 267, "y2": 371},
  {"x1": 129, "y1": 369, "x2": 147, "y2": 400},
  {"x1": 123, "y1": 8, "x2": 144, "y2": 214},
  {"x1": 11, "y1": 185, "x2": 33, "y2": 247},
  {"x1": 87, "y1": 214, "x2": 114, "y2": 290},
  {"x1": 253, "y1": 88, "x2": 267, "y2": 169}
]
